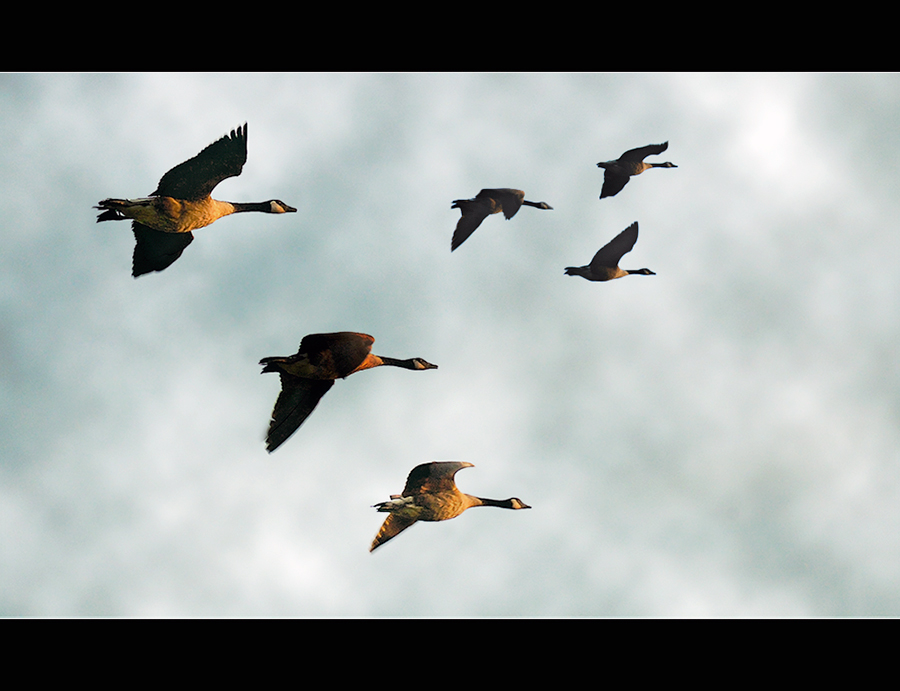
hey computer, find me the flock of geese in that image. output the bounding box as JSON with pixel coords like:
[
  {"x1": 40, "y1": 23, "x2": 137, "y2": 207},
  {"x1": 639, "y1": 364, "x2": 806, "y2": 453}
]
[{"x1": 95, "y1": 124, "x2": 677, "y2": 552}]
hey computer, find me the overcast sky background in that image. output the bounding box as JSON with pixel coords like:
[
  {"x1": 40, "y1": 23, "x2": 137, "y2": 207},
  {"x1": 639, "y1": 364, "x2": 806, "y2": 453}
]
[{"x1": 2, "y1": 73, "x2": 899, "y2": 617}]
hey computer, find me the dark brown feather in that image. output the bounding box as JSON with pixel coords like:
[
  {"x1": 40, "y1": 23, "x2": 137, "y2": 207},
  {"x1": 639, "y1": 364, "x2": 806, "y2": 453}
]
[
  {"x1": 264, "y1": 375, "x2": 334, "y2": 453},
  {"x1": 153, "y1": 124, "x2": 248, "y2": 200},
  {"x1": 131, "y1": 222, "x2": 194, "y2": 277},
  {"x1": 589, "y1": 222, "x2": 639, "y2": 270}
]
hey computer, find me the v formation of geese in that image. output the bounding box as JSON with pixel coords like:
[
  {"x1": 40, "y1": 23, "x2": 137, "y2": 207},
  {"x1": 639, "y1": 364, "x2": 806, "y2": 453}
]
[{"x1": 96, "y1": 126, "x2": 675, "y2": 551}]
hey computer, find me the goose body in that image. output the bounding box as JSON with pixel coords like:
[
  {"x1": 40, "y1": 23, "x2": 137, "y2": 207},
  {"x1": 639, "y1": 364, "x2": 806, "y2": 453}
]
[
  {"x1": 564, "y1": 222, "x2": 655, "y2": 281},
  {"x1": 259, "y1": 332, "x2": 438, "y2": 452},
  {"x1": 95, "y1": 124, "x2": 296, "y2": 277},
  {"x1": 370, "y1": 461, "x2": 531, "y2": 552},
  {"x1": 596, "y1": 141, "x2": 677, "y2": 199},
  {"x1": 451, "y1": 188, "x2": 552, "y2": 251}
]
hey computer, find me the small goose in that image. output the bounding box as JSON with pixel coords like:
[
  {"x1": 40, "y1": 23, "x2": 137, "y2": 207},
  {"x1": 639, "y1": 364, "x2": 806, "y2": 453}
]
[
  {"x1": 370, "y1": 461, "x2": 531, "y2": 552},
  {"x1": 564, "y1": 222, "x2": 656, "y2": 281},
  {"x1": 451, "y1": 188, "x2": 552, "y2": 251},
  {"x1": 95, "y1": 124, "x2": 296, "y2": 277},
  {"x1": 596, "y1": 141, "x2": 677, "y2": 199},
  {"x1": 260, "y1": 332, "x2": 438, "y2": 452}
]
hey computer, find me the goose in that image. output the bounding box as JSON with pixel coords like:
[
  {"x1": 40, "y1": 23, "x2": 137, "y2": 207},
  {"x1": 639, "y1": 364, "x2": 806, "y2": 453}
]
[
  {"x1": 370, "y1": 461, "x2": 531, "y2": 552},
  {"x1": 564, "y1": 222, "x2": 655, "y2": 281},
  {"x1": 95, "y1": 124, "x2": 296, "y2": 277},
  {"x1": 450, "y1": 188, "x2": 552, "y2": 251},
  {"x1": 259, "y1": 332, "x2": 438, "y2": 452},
  {"x1": 596, "y1": 141, "x2": 677, "y2": 199}
]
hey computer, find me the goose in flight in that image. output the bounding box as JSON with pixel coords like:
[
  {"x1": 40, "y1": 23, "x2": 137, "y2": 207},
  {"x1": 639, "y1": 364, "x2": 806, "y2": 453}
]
[
  {"x1": 564, "y1": 222, "x2": 655, "y2": 281},
  {"x1": 95, "y1": 124, "x2": 296, "y2": 277},
  {"x1": 596, "y1": 141, "x2": 676, "y2": 199},
  {"x1": 370, "y1": 461, "x2": 531, "y2": 552},
  {"x1": 450, "y1": 188, "x2": 552, "y2": 251},
  {"x1": 260, "y1": 332, "x2": 438, "y2": 452}
]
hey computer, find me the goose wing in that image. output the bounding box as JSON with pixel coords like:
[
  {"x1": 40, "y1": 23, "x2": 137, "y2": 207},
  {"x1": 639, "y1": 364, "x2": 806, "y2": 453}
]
[
  {"x1": 153, "y1": 124, "x2": 249, "y2": 201},
  {"x1": 488, "y1": 188, "x2": 525, "y2": 219},
  {"x1": 298, "y1": 332, "x2": 375, "y2": 378},
  {"x1": 403, "y1": 461, "x2": 470, "y2": 495},
  {"x1": 451, "y1": 196, "x2": 492, "y2": 251},
  {"x1": 599, "y1": 172, "x2": 630, "y2": 199},
  {"x1": 589, "y1": 222, "x2": 639, "y2": 270},
  {"x1": 451, "y1": 211, "x2": 488, "y2": 250},
  {"x1": 264, "y1": 374, "x2": 334, "y2": 452},
  {"x1": 618, "y1": 141, "x2": 668, "y2": 163},
  {"x1": 370, "y1": 513, "x2": 418, "y2": 551},
  {"x1": 131, "y1": 222, "x2": 194, "y2": 277}
]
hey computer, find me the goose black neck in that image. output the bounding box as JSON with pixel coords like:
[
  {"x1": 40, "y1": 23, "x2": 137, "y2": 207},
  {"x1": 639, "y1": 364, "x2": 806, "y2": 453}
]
[
  {"x1": 378, "y1": 356, "x2": 419, "y2": 369},
  {"x1": 230, "y1": 201, "x2": 272, "y2": 213},
  {"x1": 476, "y1": 497, "x2": 517, "y2": 508}
]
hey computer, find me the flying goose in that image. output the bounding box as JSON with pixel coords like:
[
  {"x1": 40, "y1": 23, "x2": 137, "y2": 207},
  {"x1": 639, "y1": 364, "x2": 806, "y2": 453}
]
[
  {"x1": 596, "y1": 141, "x2": 677, "y2": 199},
  {"x1": 564, "y1": 222, "x2": 655, "y2": 281},
  {"x1": 450, "y1": 188, "x2": 552, "y2": 251},
  {"x1": 370, "y1": 461, "x2": 531, "y2": 552},
  {"x1": 260, "y1": 332, "x2": 438, "y2": 452},
  {"x1": 95, "y1": 124, "x2": 296, "y2": 277}
]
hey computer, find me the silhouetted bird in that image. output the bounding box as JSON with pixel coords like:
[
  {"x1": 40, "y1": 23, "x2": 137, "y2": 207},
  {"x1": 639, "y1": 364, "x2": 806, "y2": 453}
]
[
  {"x1": 450, "y1": 188, "x2": 552, "y2": 251},
  {"x1": 564, "y1": 222, "x2": 655, "y2": 281},
  {"x1": 596, "y1": 142, "x2": 677, "y2": 199}
]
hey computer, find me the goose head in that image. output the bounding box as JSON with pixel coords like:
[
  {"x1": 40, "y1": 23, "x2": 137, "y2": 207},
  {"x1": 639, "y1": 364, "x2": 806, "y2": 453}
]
[{"x1": 267, "y1": 200, "x2": 297, "y2": 213}]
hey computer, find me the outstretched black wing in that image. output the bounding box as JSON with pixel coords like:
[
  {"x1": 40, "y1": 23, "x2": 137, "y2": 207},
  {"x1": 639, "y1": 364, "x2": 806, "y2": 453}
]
[
  {"x1": 153, "y1": 124, "x2": 248, "y2": 200},
  {"x1": 131, "y1": 222, "x2": 194, "y2": 277},
  {"x1": 617, "y1": 141, "x2": 668, "y2": 163},
  {"x1": 264, "y1": 374, "x2": 334, "y2": 452},
  {"x1": 599, "y1": 172, "x2": 630, "y2": 199},
  {"x1": 589, "y1": 222, "x2": 639, "y2": 270},
  {"x1": 451, "y1": 197, "x2": 491, "y2": 251}
]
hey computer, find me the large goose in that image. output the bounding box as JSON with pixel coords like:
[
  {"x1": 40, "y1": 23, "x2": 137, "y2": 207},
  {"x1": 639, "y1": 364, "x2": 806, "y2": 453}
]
[
  {"x1": 564, "y1": 222, "x2": 655, "y2": 281},
  {"x1": 260, "y1": 332, "x2": 437, "y2": 452},
  {"x1": 450, "y1": 188, "x2": 552, "y2": 251},
  {"x1": 370, "y1": 461, "x2": 530, "y2": 552},
  {"x1": 596, "y1": 141, "x2": 677, "y2": 199},
  {"x1": 95, "y1": 124, "x2": 296, "y2": 277}
]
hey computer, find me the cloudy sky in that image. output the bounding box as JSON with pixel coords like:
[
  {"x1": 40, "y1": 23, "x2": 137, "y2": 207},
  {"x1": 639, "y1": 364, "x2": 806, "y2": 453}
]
[{"x1": 2, "y1": 73, "x2": 899, "y2": 617}]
